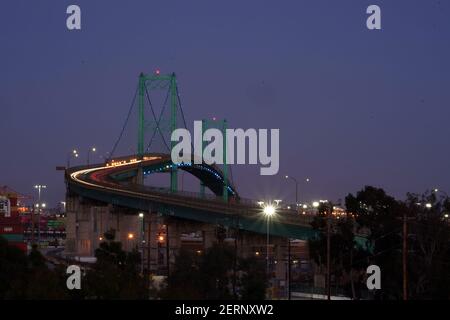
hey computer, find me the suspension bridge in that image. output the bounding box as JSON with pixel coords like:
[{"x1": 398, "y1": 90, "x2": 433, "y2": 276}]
[
  {"x1": 65, "y1": 71, "x2": 318, "y2": 241},
  {"x1": 63, "y1": 71, "x2": 332, "y2": 288}
]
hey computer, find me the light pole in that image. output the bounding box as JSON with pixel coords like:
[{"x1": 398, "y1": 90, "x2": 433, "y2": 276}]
[
  {"x1": 263, "y1": 204, "x2": 276, "y2": 283},
  {"x1": 285, "y1": 176, "x2": 311, "y2": 208},
  {"x1": 285, "y1": 176, "x2": 298, "y2": 205},
  {"x1": 138, "y1": 212, "x2": 144, "y2": 274},
  {"x1": 34, "y1": 184, "x2": 46, "y2": 248},
  {"x1": 287, "y1": 237, "x2": 291, "y2": 300},
  {"x1": 60, "y1": 201, "x2": 66, "y2": 214},
  {"x1": 87, "y1": 147, "x2": 97, "y2": 165},
  {"x1": 67, "y1": 149, "x2": 79, "y2": 168},
  {"x1": 127, "y1": 232, "x2": 134, "y2": 251}
]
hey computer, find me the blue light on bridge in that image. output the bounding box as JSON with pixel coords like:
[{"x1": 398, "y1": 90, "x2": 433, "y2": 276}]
[{"x1": 142, "y1": 161, "x2": 235, "y2": 195}]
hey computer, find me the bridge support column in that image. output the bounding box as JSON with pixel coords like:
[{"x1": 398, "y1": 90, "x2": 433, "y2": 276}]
[
  {"x1": 202, "y1": 224, "x2": 217, "y2": 249},
  {"x1": 65, "y1": 195, "x2": 116, "y2": 258}
]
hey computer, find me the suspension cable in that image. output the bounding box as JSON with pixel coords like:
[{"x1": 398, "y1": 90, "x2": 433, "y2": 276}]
[
  {"x1": 145, "y1": 85, "x2": 170, "y2": 152},
  {"x1": 108, "y1": 84, "x2": 138, "y2": 160},
  {"x1": 176, "y1": 84, "x2": 236, "y2": 192},
  {"x1": 176, "y1": 84, "x2": 189, "y2": 130}
]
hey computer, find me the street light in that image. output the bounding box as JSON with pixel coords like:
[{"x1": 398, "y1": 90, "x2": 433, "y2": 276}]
[
  {"x1": 138, "y1": 212, "x2": 145, "y2": 273},
  {"x1": 285, "y1": 175, "x2": 298, "y2": 206},
  {"x1": 87, "y1": 147, "x2": 97, "y2": 165},
  {"x1": 432, "y1": 188, "x2": 448, "y2": 198},
  {"x1": 285, "y1": 176, "x2": 311, "y2": 207},
  {"x1": 262, "y1": 203, "x2": 276, "y2": 289},
  {"x1": 263, "y1": 204, "x2": 276, "y2": 217},
  {"x1": 67, "y1": 149, "x2": 79, "y2": 168},
  {"x1": 60, "y1": 201, "x2": 66, "y2": 213},
  {"x1": 34, "y1": 185, "x2": 46, "y2": 247}
]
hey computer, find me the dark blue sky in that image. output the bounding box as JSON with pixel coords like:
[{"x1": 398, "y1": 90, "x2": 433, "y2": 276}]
[{"x1": 1, "y1": 0, "x2": 449, "y2": 206}]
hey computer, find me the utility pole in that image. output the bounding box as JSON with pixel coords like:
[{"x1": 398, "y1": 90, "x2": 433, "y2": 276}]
[
  {"x1": 267, "y1": 216, "x2": 270, "y2": 276},
  {"x1": 31, "y1": 205, "x2": 35, "y2": 244},
  {"x1": 403, "y1": 210, "x2": 408, "y2": 301},
  {"x1": 232, "y1": 214, "x2": 239, "y2": 299},
  {"x1": 326, "y1": 205, "x2": 331, "y2": 300},
  {"x1": 166, "y1": 222, "x2": 170, "y2": 277},
  {"x1": 288, "y1": 238, "x2": 291, "y2": 300}
]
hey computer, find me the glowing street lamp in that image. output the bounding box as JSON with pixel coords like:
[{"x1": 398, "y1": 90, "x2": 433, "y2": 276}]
[
  {"x1": 263, "y1": 204, "x2": 276, "y2": 217},
  {"x1": 87, "y1": 146, "x2": 97, "y2": 165},
  {"x1": 67, "y1": 149, "x2": 79, "y2": 168},
  {"x1": 285, "y1": 175, "x2": 298, "y2": 205},
  {"x1": 138, "y1": 212, "x2": 145, "y2": 273},
  {"x1": 285, "y1": 176, "x2": 311, "y2": 207},
  {"x1": 34, "y1": 185, "x2": 46, "y2": 247},
  {"x1": 262, "y1": 203, "x2": 277, "y2": 279}
]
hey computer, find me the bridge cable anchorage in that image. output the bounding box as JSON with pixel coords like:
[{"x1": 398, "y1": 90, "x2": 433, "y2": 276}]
[
  {"x1": 145, "y1": 85, "x2": 170, "y2": 152},
  {"x1": 109, "y1": 84, "x2": 139, "y2": 160}
]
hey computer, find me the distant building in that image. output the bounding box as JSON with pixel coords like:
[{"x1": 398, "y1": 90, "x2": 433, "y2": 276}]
[{"x1": 0, "y1": 186, "x2": 26, "y2": 251}]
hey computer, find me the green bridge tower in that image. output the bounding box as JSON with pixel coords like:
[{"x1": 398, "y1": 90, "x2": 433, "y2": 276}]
[{"x1": 137, "y1": 71, "x2": 178, "y2": 192}]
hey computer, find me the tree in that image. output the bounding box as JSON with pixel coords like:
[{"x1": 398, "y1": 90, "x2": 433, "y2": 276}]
[
  {"x1": 160, "y1": 248, "x2": 203, "y2": 299},
  {"x1": 84, "y1": 229, "x2": 147, "y2": 299},
  {"x1": 345, "y1": 186, "x2": 404, "y2": 299},
  {"x1": 0, "y1": 238, "x2": 68, "y2": 299},
  {"x1": 405, "y1": 191, "x2": 450, "y2": 299},
  {"x1": 0, "y1": 236, "x2": 28, "y2": 299},
  {"x1": 199, "y1": 243, "x2": 234, "y2": 299},
  {"x1": 238, "y1": 256, "x2": 267, "y2": 300},
  {"x1": 309, "y1": 201, "x2": 368, "y2": 299},
  {"x1": 160, "y1": 243, "x2": 267, "y2": 300}
]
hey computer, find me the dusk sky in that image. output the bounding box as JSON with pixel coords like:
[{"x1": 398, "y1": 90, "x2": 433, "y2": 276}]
[{"x1": 1, "y1": 0, "x2": 449, "y2": 207}]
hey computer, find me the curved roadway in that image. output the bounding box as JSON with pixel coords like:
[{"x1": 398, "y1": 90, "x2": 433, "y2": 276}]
[{"x1": 66, "y1": 153, "x2": 318, "y2": 239}]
